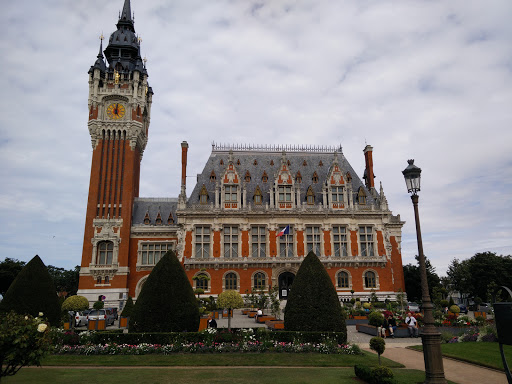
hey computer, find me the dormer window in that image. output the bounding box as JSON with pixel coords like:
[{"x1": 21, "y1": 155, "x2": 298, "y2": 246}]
[
  {"x1": 220, "y1": 159, "x2": 224, "y2": 165},
  {"x1": 245, "y1": 171, "x2": 251, "y2": 182},
  {"x1": 155, "y1": 213, "x2": 162, "y2": 225},
  {"x1": 200, "y1": 185, "x2": 208, "y2": 204},
  {"x1": 319, "y1": 161, "x2": 323, "y2": 166},
  {"x1": 270, "y1": 160, "x2": 274, "y2": 166},
  {"x1": 210, "y1": 171, "x2": 216, "y2": 182},
  {"x1": 262, "y1": 171, "x2": 268, "y2": 183},
  {"x1": 306, "y1": 186, "x2": 315, "y2": 205},
  {"x1": 224, "y1": 185, "x2": 238, "y2": 202},
  {"x1": 278, "y1": 185, "x2": 292, "y2": 202},
  {"x1": 312, "y1": 171, "x2": 319, "y2": 183},
  {"x1": 296, "y1": 171, "x2": 302, "y2": 183},
  {"x1": 254, "y1": 186, "x2": 262, "y2": 205},
  {"x1": 167, "y1": 213, "x2": 174, "y2": 224},
  {"x1": 332, "y1": 186, "x2": 343, "y2": 203},
  {"x1": 236, "y1": 159, "x2": 241, "y2": 165},
  {"x1": 143, "y1": 212, "x2": 150, "y2": 225},
  {"x1": 253, "y1": 159, "x2": 258, "y2": 165},
  {"x1": 287, "y1": 160, "x2": 291, "y2": 166},
  {"x1": 358, "y1": 187, "x2": 366, "y2": 205},
  {"x1": 303, "y1": 160, "x2": 307, "y2": 166}
]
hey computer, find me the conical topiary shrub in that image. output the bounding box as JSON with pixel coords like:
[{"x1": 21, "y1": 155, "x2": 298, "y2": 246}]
[
  {"x1": 121, "y1": 296, "x2": 134, "y2": 317},
  {"x1": 129, "y1": 250, "x2": 199, "y2": 332},
  {"x1": 284, "y1": 251, "x2": 346, "y2": 335},
  {"x1": 0, "y1": 255, "x2": 60, "y2": 325}
]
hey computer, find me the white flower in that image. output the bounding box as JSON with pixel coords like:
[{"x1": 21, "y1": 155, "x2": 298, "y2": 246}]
[
  {"x1": 25, "y1": 316, "x2": 28, "y2": 320},
  {"x1": 39, "y1": 312, "x2": 44, "y2": 317},
  {"x1": 37, "y1": 323, "x2": 48, "y2": 333}
]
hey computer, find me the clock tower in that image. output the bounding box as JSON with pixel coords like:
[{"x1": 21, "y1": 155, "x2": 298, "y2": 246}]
[{"x1": 78, "y1": 0, "x2": 153, "y2": 304}]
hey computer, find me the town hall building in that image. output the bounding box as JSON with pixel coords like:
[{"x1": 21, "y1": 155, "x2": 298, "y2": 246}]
[{"x1": 77, "y1": 0, "x2": 406, "y2": 309}]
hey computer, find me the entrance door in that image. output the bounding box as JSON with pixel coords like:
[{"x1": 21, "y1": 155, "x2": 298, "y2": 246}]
[{"x1": 278, "y1": 272, "x2": 295, "y2": 299}]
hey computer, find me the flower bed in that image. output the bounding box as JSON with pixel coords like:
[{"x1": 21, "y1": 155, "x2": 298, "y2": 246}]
[
  {"x1": 53, "y1": 340, "x2": 361, "y2": 355},
  {"x1": 50, "y1": 328, "x2": 357, "y2": 355}
]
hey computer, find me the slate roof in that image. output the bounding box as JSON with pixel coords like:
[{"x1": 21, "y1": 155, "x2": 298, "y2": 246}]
[
  {"x1": 187, "y1": 145, "x2": 375, "y2": 207},
  {"x1": 132, "y1": 198, "x2": 178, "y2": 225}
]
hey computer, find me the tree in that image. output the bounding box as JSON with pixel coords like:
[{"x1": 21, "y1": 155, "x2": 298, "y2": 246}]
[
  {"x1": 46, "y1": 265, "x2": 80, "y2": 296},
  {"x1": 269, "y1": 286, "x2": 282, "y2": 320},
  {"x1": 61, "y1": 295, "x2": 89, "y2": 312},
  {"x1": 130, "y1": 250, "x2": 199, "y2": 332},
  {"x1": 447, "y1": 252, "x2": 512, "y2": 301},
  {"x1": 217, "y1": 290, "x2": 244, "y2": 330},
  {"x1": 0, "y1": 258, "x2": 26, "y2": 296},
  {"x1": 121, "y1": 296, "x2": 134, "y2": 317},
  {"x1": 403, "y1": 255, "x2": 441, "y2": 302},
  {"x1": 0, "y1": 255, "x2": 60, "y2": 326},
  {"x1": 370, "y1": 336, "x2": 386, "y2": 365},
  {"x1": 284, "y1": 251, "x2": 346, "y2": 335}
]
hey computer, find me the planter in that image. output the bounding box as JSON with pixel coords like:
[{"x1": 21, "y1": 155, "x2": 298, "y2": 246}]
[
  {"x1": 198, "y1": 317, "x2": 208, "y2": 332},
  {"x1": 474, "y1": 311, "x2": 487, "y2": 319},
  {"x1": 222, "y1": 309, "x2": 233, "y2": 318},
  {"x1": 119, "y1": 317, "x2": 129, "y2": 328},
  {"x1": 63, "y1": 322, "x2": 71, "y2": 330},
  {"x1": 88, "y1": 319, "x2": 106, "y2": 330},
  {"x1": 242, "y1": 309, "x2": 251, "y2": 315},
  {"x1": 247, "y1": 311, "x2": 258, "y2": 318},
  {"x1": 257, "y1": 315, "x2": 275, "y2": 323},
  {"x1": 266, "y1": 320, "x2": 284, "y2": 330},
  {"x1": 353, "y1": 316, "x2": 368, "y2": 320}
]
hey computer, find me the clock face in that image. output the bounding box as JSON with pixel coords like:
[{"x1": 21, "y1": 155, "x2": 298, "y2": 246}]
[{"x1": 106, "y1": 103, "x2": 126, "y2": 119}]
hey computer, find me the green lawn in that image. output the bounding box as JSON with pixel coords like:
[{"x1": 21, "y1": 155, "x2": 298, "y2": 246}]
[
  {"x1": 3, "y1": 367, "x2": 427, "y2": 384},
  {"x1": 411, "y1": 342, "x2": 512, "y2": 371},
  {"x1": 41, "y1": 351, "x2": 404, "y2": 367}
]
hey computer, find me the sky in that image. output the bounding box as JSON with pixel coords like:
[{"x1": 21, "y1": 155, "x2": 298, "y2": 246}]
[{"x1": 1, "y1": 0, "x2": 511, "y2": 276}]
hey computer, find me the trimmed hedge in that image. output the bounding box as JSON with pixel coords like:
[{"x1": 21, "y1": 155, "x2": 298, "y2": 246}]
[
  {"x1": 130, "y1": 251, "x2": 199, "y2": 332},
  {"x1": 284, "y1": 251, "x2": 346, "y2": 333},
  {"x1": 354, "y1": 364, "x2": 395, "y2": 384},
  {"x1": 55, "y1": 329, "x2": 349, "y2": 346},
  {"x1": 0, "y1": 255, "x2": 60, "y2": 326}
]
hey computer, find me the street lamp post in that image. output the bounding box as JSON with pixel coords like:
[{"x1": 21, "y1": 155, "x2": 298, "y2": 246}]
[{"x1": 403, "y1": 159, "x2": 447, "y2": 384}]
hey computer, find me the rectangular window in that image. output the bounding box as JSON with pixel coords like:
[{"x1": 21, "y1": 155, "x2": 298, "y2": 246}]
[
  {"x1": 223, "y1": 226, "x2": 239, "y2": 258},
  {"x1": 359, "y1": 226, "x2": 374, "y2": 257},
  {"x1": 332, "y1": 186, "x2": 343, "y2": 202},
  {"x1": 278, "y1": 186, "x2": 292, "y2": 202},
  {"x1": 306, "y1": 226, "x2": 321, "y2": 256},
  {"x1": 279, "y1": 226, "x2": 293, "y2": 257},
  {"x1": 140, "y1": 242, "x2": 175, "y2": 265},
  {"x1": 195, "y1": 226, "x2": 210, "y2": 258},
  {"x1": 332, "y1": 226, "x2": 348, "y2": 257},
  {"x1": 251, "y1": 226, "x2": 266, "y2": 258},
  {"x1": 225, "y1": 185, "x2": 238, "y2": 202}
]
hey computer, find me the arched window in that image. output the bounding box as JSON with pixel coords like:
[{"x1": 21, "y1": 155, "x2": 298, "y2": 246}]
[
  {"x1": 364, "y1": 271, "x2": 376, "y2": 288},
  {"x1": 253, "y1": 272, "x2": 266, "y2": 290},
  {"x1": 225, "y1": 272, "x2": 237, "y2": 290},
  {"x1": 96, "y1": 276, "x2": 102, "y2": 284},
  {"x1": 337, "y1": 271, "x2": 349, "y2": 288},
  {"x1": 97, "y1": 241, "x2": 113, "y2": 265},
  {"x1": 104, "y1": 276, "x2": 110, "y2": 284}
]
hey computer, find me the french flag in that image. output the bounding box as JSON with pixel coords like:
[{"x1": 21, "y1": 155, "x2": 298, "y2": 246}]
[{"x1": 277, "y1": 225, "x2": 290, "y2": 237}]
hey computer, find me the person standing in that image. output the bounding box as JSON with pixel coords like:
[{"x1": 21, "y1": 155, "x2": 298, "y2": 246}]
[{"x1": 207, "y1": 315, "x2": 217, "y2": 329}]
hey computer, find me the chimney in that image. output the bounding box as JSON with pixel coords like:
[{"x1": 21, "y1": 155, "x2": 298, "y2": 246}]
[
  {"x1": 363, "y1": 145, "x2": 375, "y2": 189},
  {"x1": 181, "y1": 141, "x2": 188, "y2": 196}
]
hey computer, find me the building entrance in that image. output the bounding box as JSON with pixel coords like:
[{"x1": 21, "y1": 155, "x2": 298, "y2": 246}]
[{"x1": 278, "y1": 272, "x2": 295, "y2": 299}]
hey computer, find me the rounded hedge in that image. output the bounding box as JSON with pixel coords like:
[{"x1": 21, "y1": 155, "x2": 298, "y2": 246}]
[
  {"x1": 368, "y1": 311, "x2": 384, "y2": 327},
  {"x1": 449, "y1": 305, "x2": 460, "y2": 314},
  {"x1": 284, "y1": 251, "x2": 346, "y2": 334},
  {"x1": 130, "y1": 251, "x2": 199, "y2": 332},
  {"x1": 0, "y1": 255, "x2": 60, "y2": 325},
  {"x1": 61, "y1": 296, "x2": 89, "y2": 312}
]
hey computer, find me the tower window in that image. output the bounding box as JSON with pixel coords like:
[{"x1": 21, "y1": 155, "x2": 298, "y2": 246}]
[{"x1": 97, "y1": 241, "x2": 113, "y2": 265}]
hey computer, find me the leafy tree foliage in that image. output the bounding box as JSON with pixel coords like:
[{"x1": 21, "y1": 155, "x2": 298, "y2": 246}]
[
  {"x1": 369, "y1": 336, "x2": 386, "y2": 365},
  {"x1": 284, "y1": 251, "x2": 346, "y2": 333},
  {"x1": 402, "y1": 255, "x2": 441, "y2": 302},
  {"x1": 61, "y1": 295, "x2": 89, "y2": 312},
  {"x1": 0, "y1": 258, "x2": 26, "y2": 296},
  {"x1": 447, "y1": 252, "x2": 512, "y2": 301},
  {"x1": 0, "y1": 258, "x2": 79, "y2": 297},
  {"x1": 0, "y1": 255, "x2": 60, "y2": 325},
  {"x1": 130, "y1": 251, "x2": 199, "y2": 332},
  {"x1": 217, "y1": 290, "x2": 244, "y2": 330}
]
